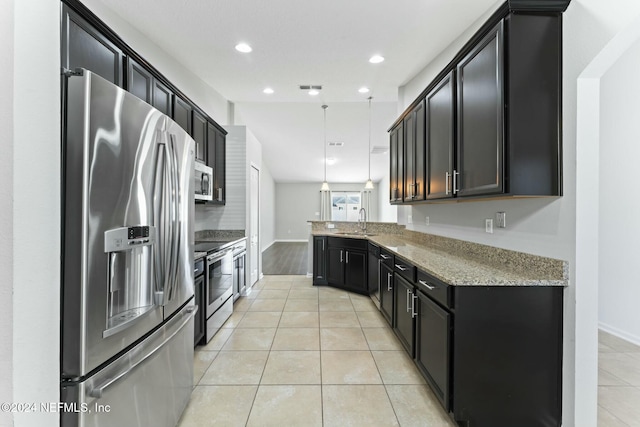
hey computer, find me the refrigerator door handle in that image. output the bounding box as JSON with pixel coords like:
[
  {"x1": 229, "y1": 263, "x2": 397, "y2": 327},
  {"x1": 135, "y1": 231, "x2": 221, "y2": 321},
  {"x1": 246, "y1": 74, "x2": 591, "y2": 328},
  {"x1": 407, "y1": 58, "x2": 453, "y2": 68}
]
[
  {"x1": 88, "y1": 305, "x2": 197, "y2": 398},
  {"x1": 156, "y1": 132, "x2": 174, "y2": 306},
  {"x1": 168, "y1": 134, "x2": 181, "y2": 301}
]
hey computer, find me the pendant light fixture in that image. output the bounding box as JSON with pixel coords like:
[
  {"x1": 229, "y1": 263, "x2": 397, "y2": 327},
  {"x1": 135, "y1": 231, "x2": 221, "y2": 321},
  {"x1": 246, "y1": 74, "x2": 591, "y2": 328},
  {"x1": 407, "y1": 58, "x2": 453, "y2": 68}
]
[
  {"x1": 321, "y1": 104, "x2": 330, "y2": 191},
  {"x1": 364, "y1": 96, "x2": 375, "y2": 189}
]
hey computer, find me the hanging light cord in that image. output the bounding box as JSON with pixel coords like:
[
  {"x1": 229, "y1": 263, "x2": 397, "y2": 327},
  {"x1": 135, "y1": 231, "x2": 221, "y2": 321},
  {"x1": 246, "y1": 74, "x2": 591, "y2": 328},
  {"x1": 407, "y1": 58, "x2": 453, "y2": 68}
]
[{"x1": 368, "y1": 96, "x2": 372, "y2": 182}]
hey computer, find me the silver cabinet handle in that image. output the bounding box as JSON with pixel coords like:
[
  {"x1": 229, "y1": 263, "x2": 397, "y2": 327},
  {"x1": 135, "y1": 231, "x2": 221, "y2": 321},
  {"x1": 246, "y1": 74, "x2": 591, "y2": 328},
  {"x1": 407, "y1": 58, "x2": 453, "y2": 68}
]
[
  {"x1": 194, "y1": 268, "x2": 199, "y2": 273},
  {"x1": 453, "y1": 170, "x2": 460, "y2": 194},
  {"x1": 445, "y1": 171, "x2": 450, "y2": 195},
  {"x1": 380, "y1": 254, "x2": 390, "y2": 260},
  {"x1": 395, "y1": 264, "x2": 407, "y2": 271},
  {"x1": 406, "y1": 288, "x2": 411, "y2": 312},
  {"x1": 340, "y1": 250, "x2": 344, "y2": 263},
  {"x1": 418, "y1": 280, "x2": 435, "y2": 290},
  {"x1": 387, "y1": 273, "x2": 392, "y2": 291},
  {"x1": 346, "y1": 251, "x2": 349, "y2": 264},
  {"x1": 411, "y1": 294, "x2": 418, "y2": 318},
  {"x1": 322, "y1": 239, "x2": 325, "y2": 250},
  {"x1": 217, "y1": 187, "x2": 223, "y2": 201}
]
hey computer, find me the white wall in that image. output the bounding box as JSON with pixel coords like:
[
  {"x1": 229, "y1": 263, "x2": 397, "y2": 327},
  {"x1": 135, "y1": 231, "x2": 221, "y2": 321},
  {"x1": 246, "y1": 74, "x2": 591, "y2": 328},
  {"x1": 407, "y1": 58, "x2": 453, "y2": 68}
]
[
  {"x1": 260, "y1": 165, "x2": 276, "y2": 251},
  {"x1": 7, "y1": 1, "x2": 61, "y2": 426},
  {"x1": 0, "y1": 1, "x2": 14, "y2": 425},
  {"x1": 80, "y1": 0, "x2": 229, "y2": 125},
  {"x1": 398, "y1": 1, "x2": 640, "y2": 425},
  {"x1": 275, "y1": 183, "x2": 380, "y2": 241},
  {"x1": 377, "y1": 174, "x2": 397, "y2": 223},
  {"x1": 596, "y1": 32, "x2": 640, "y2": 344}
]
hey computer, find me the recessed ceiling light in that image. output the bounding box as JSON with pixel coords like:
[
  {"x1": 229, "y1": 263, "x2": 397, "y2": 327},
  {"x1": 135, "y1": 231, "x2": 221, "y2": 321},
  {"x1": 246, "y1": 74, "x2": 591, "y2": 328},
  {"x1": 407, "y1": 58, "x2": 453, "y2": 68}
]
[
  {"x1": 263, "y1": 87, "x2": 274, "y2": 94},
  {"x1": 235, "y1": 43, "x2": 252, "y2": 53},
  {"x1": 358, "y1": 87, "x2": 370, "y2": 93},
  {"x1": 369, "y1": 55, "x2": 384, "y2": 64},
  {"x1": 308, "y1": 89, "x2": 320, "y2": 96}
]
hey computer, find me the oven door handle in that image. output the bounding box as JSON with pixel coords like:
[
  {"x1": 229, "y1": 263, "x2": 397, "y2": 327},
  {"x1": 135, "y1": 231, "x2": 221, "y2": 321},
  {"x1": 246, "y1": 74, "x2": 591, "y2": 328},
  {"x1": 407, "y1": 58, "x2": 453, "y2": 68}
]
[{"x1": 207, "y1": 248, "x2": 232, "y2": 264}]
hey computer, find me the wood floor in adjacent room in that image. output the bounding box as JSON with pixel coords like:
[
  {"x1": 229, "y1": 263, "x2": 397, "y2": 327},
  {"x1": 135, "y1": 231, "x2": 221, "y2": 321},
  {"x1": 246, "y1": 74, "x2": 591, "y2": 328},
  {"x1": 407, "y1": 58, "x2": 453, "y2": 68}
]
[
  {"x1": 180, "y1": 275, "x2": 454, "y2": 427},
  {"x1": 262, "y1": 242, "x2": 309, "y2": 276}
]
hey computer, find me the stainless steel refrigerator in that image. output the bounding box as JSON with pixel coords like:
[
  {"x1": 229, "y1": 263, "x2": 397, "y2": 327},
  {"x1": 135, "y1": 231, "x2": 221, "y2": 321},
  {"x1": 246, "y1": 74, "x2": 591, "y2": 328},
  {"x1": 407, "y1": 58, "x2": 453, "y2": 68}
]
[{"x1": 61, "y1": 69, "x2": 196, "y2": 427}]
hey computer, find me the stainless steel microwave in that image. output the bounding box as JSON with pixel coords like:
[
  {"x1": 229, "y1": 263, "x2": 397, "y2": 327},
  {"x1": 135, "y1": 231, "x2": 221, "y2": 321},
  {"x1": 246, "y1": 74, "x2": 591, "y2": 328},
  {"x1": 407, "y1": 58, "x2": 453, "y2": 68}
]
[{"x1": 195, "y1": 161, "x2": 213, "y2": 202}]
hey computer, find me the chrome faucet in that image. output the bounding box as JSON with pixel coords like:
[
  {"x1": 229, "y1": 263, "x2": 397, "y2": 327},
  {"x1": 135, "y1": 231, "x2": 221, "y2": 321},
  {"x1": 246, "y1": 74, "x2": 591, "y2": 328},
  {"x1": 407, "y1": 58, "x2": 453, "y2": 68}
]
[{"x1": 358, "y1": 208, "x2": 367, "y2": 234}]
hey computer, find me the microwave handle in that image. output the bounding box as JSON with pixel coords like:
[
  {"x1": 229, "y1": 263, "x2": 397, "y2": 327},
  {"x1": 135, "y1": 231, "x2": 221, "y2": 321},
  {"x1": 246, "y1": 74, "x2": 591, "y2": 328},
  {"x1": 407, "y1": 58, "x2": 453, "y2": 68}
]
[{"x1": 202, "y1": 174, "x2": 210, "y2": 196}]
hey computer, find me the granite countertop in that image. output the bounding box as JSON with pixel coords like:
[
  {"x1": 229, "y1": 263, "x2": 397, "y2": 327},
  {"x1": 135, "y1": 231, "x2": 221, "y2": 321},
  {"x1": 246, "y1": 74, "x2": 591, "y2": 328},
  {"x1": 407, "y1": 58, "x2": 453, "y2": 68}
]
[{"x1": 312, "y1": 230, "x2": 568, "y2": 287}]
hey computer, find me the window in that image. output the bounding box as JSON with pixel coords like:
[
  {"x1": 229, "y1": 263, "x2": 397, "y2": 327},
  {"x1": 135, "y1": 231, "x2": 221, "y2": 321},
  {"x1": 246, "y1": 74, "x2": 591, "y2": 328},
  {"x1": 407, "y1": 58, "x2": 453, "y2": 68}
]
[{"x1": 331, "y1": 191, "x2": 361, "y2": 221}]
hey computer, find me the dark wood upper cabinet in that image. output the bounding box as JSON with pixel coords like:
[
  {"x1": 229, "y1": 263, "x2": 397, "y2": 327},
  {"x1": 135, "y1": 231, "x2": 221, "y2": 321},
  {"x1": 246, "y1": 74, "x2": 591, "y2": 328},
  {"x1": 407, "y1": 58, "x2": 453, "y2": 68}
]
[
  {"x1": 61, "y1": 5, "x2": 123, "y2": 86},
  {"x1": 456, "y1": 22, "x2": 504, "y2": 197},
  {"x1": 192, "y1": 110, "x2": 207, "y2": 163},
  {"x1": 207, "y1": 123, "x2": 226, "y2": 204},
  {"x1": 126, "y1": 58, "x2": 153, "y2": 104},
  {"x1": 389, "y1": 5, "x2": 564, "y2": 203},
  {"x1": 404, "y1": 101, "x2": 426, "y2": 202},
  {"x1": 426, "y1": 72, "x2": 455, "y2": 200},
  {"x1": 172, "y1": 96, "x2": 192, "y2": 135},
  {"x1": 389, "y1": 125, "x2": 405, "y2": 205},
  {"x1": 152, "y1": 80, "x2": 173, "y2": 117}
]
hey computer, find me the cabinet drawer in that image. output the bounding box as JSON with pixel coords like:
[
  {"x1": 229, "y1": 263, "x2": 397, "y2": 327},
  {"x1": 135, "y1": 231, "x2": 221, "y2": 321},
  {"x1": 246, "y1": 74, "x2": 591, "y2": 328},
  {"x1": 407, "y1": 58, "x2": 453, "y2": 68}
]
[
  {"x1": 416, "y1": 270, "x2": 451, "y2": 309},
  {"x1": 328, "y1": 237, "x2": 367, "y2": 251},
  {"x1": 394, "y1": 258, "x2": 416, "y2": 283},
  {"x1": 380, "y1": 249, "x2": 394, "y2": 268},
  {"x1": 195, "y1": 258, "x2": 205, "y2": 277}
]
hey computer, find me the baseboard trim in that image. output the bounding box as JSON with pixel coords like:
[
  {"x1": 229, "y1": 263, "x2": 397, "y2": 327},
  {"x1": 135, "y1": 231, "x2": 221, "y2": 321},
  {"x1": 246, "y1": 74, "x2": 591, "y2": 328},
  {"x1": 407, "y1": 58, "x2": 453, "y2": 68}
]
[
  {"x1": 599, "y1": 321, "x2": 640, "y2": 347},
  {"x1": 261, "y1": 240, "x2": 276, "y2": 252},
  {"x1": 306, "y1": 272, "x2": 313, "y2": 278},
  {"x1": 272, "y1": 239, "x2": 309, "y2": 243}
]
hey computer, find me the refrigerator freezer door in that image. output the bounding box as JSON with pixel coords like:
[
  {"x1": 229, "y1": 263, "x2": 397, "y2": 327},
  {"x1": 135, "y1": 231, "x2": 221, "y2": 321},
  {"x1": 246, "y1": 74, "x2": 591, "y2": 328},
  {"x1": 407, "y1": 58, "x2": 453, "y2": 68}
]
[
  {"x1": 61, "y1": 303, "x2": 196, "y2": 427},
  {"x1": 62, "y1": 71, "x2": 194, "y2": 378}
]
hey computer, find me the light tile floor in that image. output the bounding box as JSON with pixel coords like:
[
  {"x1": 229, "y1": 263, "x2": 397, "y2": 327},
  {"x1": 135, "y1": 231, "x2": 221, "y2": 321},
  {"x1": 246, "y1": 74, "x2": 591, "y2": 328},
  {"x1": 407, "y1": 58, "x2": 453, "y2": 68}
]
[
  {"x1": 178, "y1": 275, "x2": 456, "y2": 427},
  {"x1": 598, "y1": 330, "x2": 640, "y2": 426}
]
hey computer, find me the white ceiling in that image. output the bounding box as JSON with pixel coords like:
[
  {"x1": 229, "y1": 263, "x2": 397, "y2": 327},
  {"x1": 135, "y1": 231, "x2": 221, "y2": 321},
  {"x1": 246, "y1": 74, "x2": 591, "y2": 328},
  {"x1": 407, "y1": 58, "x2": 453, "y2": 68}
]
[{"x1": 98, "y1": 0, "x2": 498, "y2": 183}]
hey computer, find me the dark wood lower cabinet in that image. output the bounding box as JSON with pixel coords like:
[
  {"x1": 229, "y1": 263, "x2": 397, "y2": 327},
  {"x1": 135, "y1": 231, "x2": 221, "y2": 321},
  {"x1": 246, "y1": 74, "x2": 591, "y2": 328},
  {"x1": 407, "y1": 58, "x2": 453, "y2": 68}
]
[
  {"x1": 393, "y1": 274, "x2": 415, "y2": 356},
  {"x1": 415, "y1": 290, "x2": 451, "y2": 411},
  {"x1": 194, "y1": 272, "x2": 205, "y2": 346},
  {"x1": 312, "y1": 236, "x2": 328, "y2": 285},
  {"x1": 379, "y1": 263, "x2": 394, "y2": 325}
]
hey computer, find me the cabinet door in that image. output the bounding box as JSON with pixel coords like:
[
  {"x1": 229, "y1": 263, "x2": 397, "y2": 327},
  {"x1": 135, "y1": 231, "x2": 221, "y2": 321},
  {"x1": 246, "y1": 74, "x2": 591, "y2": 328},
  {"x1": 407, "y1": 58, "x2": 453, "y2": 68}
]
[
  {"x1": 389, "y1": 128, "x2": 399, "y2": 203},
  {"x1": 214, "y1": 130, "x2": 226, "y2": 203},
  {"x1": 192, "y1": 110, "x2": 207, "y2": 163},
  {"x1": 413, "y1": 101, "x2": 426, "y2": 201},
  {"x1": 62, "y1": 5, "x2": 123, "y2": 86},
  {"x1": 344, "y1": 250, "x2": 367, "y2": 291},
  {"x1": 379, "y1": 263, "x2": 394, "y2": 326},
  {"x1": 426, "y1": 72, "x2": 455, "y2": 200},
  {"x1": 327, "y1": 247, "x2": 344, "y2": 286},
  {"x1": 456, "y1": 22, "x2": 504, "y2": 197},
  {"x1": 396, "y1": 125, "x2": 405, "y2": 203},
  {"x1": 173, "y1": 96, "x2": 192, "y2": 134},
  {"x1": 367, "y1": 251, "x2": 379, "y2": 295},
  {"x1": 403, "y1": 114, "x2": 415, "y2": 202},
  {"x1": 153, "y1": 80, "x2": 173, "y2": 117},
  {"x1": 393, "y1": 275, "x2": 415, "y2": 356},
  {"x1": 313, "y1": 237, "x2": 328, "y2": 285},
  {"x1": 416, "y1": 291, "x2": 451, "y2": 410},
  {"x1": 126, "y1": 58, "x2": 153, "y2": 104},
  {"x1": 194, "y1": 275, "x2": 205, "y2": 346}
]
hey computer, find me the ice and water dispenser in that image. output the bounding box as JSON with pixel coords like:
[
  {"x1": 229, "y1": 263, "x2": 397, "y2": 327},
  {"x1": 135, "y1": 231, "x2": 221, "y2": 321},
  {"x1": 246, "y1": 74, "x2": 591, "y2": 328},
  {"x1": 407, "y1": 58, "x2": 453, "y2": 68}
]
[{"x1": 103, "y1": 225, "x2": 156, "y2": 338}]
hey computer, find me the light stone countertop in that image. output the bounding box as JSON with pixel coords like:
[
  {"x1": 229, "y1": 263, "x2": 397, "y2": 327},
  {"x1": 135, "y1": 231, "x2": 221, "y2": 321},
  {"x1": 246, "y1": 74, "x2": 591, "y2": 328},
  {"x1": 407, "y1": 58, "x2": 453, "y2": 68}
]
[{"x1": 312, "y1": 230, "x2": 568, "y2": 287}]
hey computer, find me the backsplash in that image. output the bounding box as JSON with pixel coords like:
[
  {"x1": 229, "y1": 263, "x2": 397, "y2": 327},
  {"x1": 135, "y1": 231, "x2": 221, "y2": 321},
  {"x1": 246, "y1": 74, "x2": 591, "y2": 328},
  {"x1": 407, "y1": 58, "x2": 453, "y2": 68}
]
[{"x1": 195, "y1": 229, "x2": 246, "y2": 241}]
